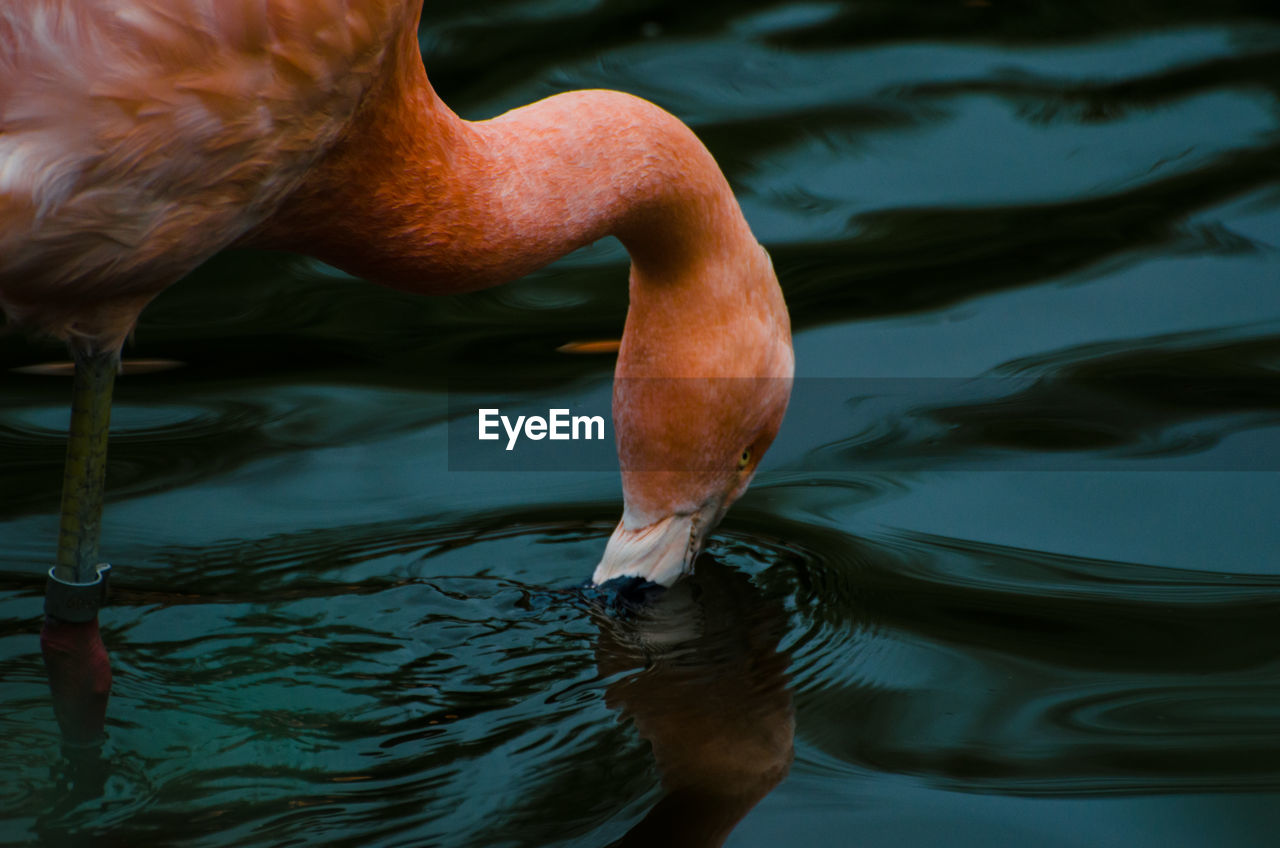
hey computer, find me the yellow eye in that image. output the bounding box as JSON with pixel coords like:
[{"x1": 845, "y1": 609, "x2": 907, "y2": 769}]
[{"x1": 737, "y1": 448, "x2": 751, "y2": 470}]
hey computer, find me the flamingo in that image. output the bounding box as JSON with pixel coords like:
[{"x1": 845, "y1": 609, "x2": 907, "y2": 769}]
[{"x1": 1, "y1": 0, "x2": 793, "y2": 739}]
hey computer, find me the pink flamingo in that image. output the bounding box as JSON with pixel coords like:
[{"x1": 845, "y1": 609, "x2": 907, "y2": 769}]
[{"x1": 1, "y1": 1, "x2": 792, "y2": 740}]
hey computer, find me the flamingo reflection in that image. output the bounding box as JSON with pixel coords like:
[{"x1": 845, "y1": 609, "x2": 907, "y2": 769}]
[{"x1": 593, "y1": 560, "x2": 794, "y2": 847}]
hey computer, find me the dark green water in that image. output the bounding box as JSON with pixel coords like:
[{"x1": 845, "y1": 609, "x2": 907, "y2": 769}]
[{"x1": 4, "y1": 1, "x2": 1280, "y2": 845}]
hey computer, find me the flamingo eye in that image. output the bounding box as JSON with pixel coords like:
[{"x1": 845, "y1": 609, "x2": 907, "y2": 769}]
[{"x1": 737, "y1": 448, "x2": 751, "y2": 470}]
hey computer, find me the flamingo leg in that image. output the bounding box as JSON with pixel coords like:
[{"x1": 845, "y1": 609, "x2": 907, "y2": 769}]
[
  {"x1": 42, "y1": 342, "x2": 116, "y2": 746},
  {"x1": 55, "y1": 343, "x2": 117, "y2": 583}
]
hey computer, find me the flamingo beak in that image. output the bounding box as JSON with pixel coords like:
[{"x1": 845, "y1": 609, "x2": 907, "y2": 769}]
[{"x1": 592, "y1": 501, "x2": 722, "y2": 587}]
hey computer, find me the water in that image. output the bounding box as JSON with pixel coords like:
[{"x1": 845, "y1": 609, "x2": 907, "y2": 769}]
[{"x1": 3, "y1": 1, "x2": 1280, "y2": 845}]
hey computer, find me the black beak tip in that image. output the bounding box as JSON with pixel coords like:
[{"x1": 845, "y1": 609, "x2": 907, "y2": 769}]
[{"x1": 578, "y1": 575, "x2": 668, "y2": 613}]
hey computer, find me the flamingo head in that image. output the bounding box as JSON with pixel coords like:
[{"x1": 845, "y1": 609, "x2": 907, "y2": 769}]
[{"x1": 592, "y1": 342, "x2": 793, "y2": 587}]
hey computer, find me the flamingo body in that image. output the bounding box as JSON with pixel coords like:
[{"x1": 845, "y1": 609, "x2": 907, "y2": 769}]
[{"x1": 0, "y1": 0, "x2": 405, "y2": 346}]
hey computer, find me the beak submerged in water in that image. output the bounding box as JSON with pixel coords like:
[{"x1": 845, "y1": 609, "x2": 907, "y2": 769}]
[{"x1": 592, "y1": 501, "x2": 722, "y2": 587}]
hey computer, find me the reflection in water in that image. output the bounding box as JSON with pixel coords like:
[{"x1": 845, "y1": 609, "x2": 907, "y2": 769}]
[{"x1": 593, "y1": 561, "x2": 793, "y2": 848}]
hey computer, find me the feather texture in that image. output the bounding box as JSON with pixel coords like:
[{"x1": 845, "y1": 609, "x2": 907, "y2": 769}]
[{"x1": 0, "y1": 0, "x2": 410, "y2": 347}]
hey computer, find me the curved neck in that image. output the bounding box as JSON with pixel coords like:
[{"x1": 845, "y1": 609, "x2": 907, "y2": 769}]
[{"x1": 253, "y1": 49, "x2": 764, "y2": 302}]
